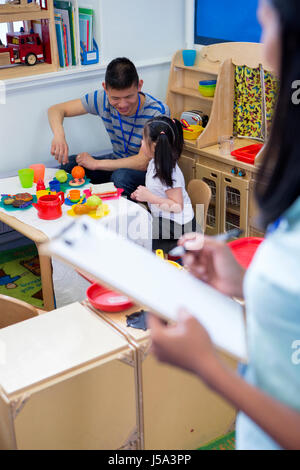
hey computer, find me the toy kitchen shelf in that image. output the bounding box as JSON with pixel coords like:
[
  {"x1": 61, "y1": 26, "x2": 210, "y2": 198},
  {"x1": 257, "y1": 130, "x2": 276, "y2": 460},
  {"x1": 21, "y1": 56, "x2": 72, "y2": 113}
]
[
  {"x1": 167, "y1": 43, "x2": 274, "y2": 238},
  {"x1": 0, "y1": 0, "x2": 59, "y2": 79}
]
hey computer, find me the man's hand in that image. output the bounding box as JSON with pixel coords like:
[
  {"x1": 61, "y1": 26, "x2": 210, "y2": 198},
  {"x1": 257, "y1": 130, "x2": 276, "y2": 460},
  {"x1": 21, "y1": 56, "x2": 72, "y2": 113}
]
[
  {"x1": 51, "y1": 134, "x2": 69, "y2": 165},
  {"x1": 76, "y1": 152, "x2": 98, "y2": 171}
]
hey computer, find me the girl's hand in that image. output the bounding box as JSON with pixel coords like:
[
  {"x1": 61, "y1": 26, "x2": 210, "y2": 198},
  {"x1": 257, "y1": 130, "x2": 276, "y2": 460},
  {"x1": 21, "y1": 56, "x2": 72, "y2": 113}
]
[
  {"x1": 179, "y1": 233, "x2": 245, "y2": 298},
  {"x1": 133, "y1": 185, "x2": 153, "y2": 203},
  {"x1": 149, "y1": 310, "x2": 220, "y2": 382}
]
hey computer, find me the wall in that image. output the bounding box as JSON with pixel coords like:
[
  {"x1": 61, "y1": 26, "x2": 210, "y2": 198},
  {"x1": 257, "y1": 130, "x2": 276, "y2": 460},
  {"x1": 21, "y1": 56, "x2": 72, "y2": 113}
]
[{"x1": 0, "y1": 0, "x2": 185, "y2": 174}]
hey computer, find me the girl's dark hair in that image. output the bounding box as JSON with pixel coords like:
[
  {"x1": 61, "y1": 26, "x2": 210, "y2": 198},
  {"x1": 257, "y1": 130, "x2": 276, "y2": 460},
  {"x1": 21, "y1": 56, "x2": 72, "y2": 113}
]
[
  {"x1": 105, "y1": 58, "x2": 139, "y2": 90},
  {"x1": 256, "y1": 0, "x2": 300, "y2": 229},
  {"x1": 144, "y1": 116, "x2": 183, "y2": 187}
]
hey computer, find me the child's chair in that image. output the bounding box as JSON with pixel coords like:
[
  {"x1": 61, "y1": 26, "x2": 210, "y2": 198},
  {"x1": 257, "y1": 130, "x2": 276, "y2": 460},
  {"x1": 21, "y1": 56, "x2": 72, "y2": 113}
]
[
  {"x1": 187, "y1": 179, "x2": 212, "y2": 231},
  {"x1": 0, "y1": 294, "x2": 40, "y2": 329}
]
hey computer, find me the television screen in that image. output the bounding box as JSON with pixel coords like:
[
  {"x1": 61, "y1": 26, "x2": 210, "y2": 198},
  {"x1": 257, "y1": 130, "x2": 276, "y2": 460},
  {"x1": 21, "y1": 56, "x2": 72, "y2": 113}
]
[{"x1": 194, "y1": 0, "x2": 262, "y2": 45}]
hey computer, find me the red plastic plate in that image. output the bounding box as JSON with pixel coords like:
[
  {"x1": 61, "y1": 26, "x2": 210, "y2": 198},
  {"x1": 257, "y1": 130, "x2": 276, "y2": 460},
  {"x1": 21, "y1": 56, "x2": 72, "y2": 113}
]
[
  {"x1": 228, "y1": 237, "x2": 264, "y2": 269},
  {"x1": 86, "y1": 282, "x2": 134, "y2": 312},
  {"x1": 231, "y1": 144, "x2": 263, "y2": 165}
]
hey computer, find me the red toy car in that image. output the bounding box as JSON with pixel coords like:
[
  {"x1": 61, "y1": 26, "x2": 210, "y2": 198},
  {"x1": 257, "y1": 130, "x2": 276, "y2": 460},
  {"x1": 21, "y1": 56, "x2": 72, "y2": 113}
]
[{"x1": 0, "y1": 31, "x2": 44, "y2": 66}]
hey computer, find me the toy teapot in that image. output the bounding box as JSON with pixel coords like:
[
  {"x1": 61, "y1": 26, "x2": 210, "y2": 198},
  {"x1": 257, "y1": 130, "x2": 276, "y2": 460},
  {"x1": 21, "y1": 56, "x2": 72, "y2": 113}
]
[{"x1": 32, "y1": 192, "x2": 65, "y2": 220}]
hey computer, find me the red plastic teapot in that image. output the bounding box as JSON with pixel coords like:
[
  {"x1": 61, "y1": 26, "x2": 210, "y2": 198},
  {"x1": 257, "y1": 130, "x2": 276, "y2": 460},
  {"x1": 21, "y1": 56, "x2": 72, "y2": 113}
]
[{"x1": 32, "y1": 192, "x2": 65, "y2": 220}]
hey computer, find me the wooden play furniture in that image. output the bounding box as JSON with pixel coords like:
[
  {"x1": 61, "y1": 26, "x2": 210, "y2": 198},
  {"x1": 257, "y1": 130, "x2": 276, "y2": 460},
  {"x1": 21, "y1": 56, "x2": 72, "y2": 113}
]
[
  {"x1": 187, "y1": 178, "x2": 211, "y2": 230},
  {"x1": 0, "y1": 299, "x2": 237, "y2": 450},
  {"x1": 0, "y1": 210, "x2": 55, "y2": 311},
  {"x1": 167, "y1": 43, "x2": 275, "y2": 237},
  {"x1": 90, "y1": 301, "x2": 237, "y2": 450},
  {"x1": 0, "y1": 293, "x2": 40, "y2": 328},
  {"x1": 0, "y1": 0, "x2": 59, "y2": 79}
]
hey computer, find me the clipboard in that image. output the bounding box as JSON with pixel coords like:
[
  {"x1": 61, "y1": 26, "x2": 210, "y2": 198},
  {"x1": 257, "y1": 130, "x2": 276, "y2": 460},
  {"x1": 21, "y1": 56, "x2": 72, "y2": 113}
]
[{"x1": 42, "y1": 217, "x2": 248, "y2": 362}]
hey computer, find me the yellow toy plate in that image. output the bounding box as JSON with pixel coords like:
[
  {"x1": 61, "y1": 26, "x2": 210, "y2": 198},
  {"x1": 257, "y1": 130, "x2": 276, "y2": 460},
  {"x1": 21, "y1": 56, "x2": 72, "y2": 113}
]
[{"x1": 67, "y1": 203, "x2": 110, "y2": 219}]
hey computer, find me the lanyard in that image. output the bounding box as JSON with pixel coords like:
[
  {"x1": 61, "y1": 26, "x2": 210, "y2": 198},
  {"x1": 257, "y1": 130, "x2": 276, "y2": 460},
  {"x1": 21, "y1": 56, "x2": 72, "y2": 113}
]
[
  {"x1": 117, "y1": 94, "x2": 140, "y2": 156},
  {"x1": 267, "y1": 217, "x2": 282, "y2": 235}
]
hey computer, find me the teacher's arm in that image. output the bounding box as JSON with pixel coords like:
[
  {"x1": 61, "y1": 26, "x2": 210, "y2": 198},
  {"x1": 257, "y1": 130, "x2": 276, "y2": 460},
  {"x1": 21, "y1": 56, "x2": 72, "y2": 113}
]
[{"x1": 48, "y1": 99, "x2": 87, "y2": 165}]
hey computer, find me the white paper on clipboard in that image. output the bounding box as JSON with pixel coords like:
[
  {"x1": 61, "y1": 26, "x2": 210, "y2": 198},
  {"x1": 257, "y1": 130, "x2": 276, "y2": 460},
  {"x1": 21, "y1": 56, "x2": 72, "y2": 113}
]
[{"x1": 42, "y1": 217, "x2": 248, "y2": 362}]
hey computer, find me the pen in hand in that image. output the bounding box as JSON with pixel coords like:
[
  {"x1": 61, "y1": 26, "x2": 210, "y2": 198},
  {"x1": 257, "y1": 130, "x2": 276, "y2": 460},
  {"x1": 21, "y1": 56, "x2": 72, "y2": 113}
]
[{"x1": 168, "y1": 228, "x2": 244, "y2": 258}]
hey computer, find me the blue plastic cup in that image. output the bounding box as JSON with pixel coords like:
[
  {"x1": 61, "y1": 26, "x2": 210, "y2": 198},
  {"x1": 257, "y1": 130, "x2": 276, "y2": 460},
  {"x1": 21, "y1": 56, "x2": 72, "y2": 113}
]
[
  {"x1": 49, "y1": 179, "x2": 61, "y2": 192},
  {"x1": 182, "y1": 49, "x2": 196, "y2": 66}
]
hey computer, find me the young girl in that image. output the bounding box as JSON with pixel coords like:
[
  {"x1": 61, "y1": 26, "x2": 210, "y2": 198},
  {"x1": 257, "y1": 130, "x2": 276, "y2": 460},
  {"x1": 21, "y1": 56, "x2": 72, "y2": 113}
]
[
  {"x1": 148, "y1": 0, "x2": 300, "y2": 450},
  {"x1": 131, "y1": 116, "x2": 196, "y2": 250}
]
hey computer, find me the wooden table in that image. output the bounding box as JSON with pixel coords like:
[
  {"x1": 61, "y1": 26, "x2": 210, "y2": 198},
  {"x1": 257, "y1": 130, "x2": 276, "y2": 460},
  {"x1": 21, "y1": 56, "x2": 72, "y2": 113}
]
[{"x1": 0, "y1": 210, "x2": 55, "y2": 311}]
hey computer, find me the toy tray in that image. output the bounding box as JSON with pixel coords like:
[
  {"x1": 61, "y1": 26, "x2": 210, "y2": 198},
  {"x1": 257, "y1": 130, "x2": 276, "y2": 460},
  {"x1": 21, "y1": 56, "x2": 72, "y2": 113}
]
[
  {"x1": 94, "y1": 188, "x2": 124, "y2": 200},
  {"x1": 54, "y1": 174, "x2": 91, "y2": 192},
  {"x1": 0, "y1": 194, "x2": 37, "y2": 211},
  {"x1": 228, "y1": 237, "x2": 264, "y2": 269},
  {"x1": 231, "y1": 144, "x2": 263, "y2": 165},
  {"x1": 86, "y1": 282, "x2": 134, "y2": 312},
  {"x1": 67, "y1": 202, "x2": 110, "y2": 219}
]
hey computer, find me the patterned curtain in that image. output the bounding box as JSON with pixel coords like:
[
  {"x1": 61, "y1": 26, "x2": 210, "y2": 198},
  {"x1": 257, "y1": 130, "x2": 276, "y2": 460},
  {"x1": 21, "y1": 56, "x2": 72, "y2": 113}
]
[{"x1": 233, "y1": 66, "x2": 278, "y2": 139}]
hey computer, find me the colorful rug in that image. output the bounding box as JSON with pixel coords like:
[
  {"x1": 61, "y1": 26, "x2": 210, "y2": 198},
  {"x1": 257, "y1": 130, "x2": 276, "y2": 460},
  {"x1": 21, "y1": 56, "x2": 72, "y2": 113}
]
[
  {"x1": 0, "y1": 244, "x2": 43, "y2": 308},
  {"x1": 198, "y1": 431, "x2": 235, "y2": 450}
]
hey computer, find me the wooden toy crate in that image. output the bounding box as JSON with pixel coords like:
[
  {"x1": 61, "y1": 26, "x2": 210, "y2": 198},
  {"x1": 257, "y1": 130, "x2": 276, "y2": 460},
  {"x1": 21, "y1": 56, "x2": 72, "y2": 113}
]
[{"x1": 0, "y1": 302, "x2": 141, "y2": 450}]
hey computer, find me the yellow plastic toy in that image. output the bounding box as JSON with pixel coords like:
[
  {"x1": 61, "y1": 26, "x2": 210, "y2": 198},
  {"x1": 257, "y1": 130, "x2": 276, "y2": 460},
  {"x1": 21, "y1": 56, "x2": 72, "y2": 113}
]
[
  {"x1": 182, "y1": 124, "x2": 204, "y2": 140},
  {"x1": 155, "y1": 249, "x2": 183, "y2": 270},
  {"x1": 36, "y1": 190, "x2": 56, "y2": 199},
  {"x1": 67, "y1": 202, "x2": 110, "y2": 219}
]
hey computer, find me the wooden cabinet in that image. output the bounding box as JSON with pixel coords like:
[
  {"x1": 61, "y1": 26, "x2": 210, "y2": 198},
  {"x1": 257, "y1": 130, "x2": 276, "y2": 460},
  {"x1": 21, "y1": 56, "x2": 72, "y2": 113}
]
[{"x1": 220, "y1": 173, "x2": 249, "y2": 235}]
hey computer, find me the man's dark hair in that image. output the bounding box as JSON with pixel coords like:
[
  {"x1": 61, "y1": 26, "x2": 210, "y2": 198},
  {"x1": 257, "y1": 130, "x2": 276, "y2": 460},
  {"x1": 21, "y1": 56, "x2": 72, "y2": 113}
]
[{"x1": 105, "y1": 58, "x2": 139, "y2": 90}]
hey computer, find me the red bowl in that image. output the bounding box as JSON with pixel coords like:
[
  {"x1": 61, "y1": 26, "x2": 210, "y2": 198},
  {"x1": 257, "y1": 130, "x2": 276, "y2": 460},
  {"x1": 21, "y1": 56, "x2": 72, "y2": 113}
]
[
  {"x1": 86, "y1": 282, "x2": 134, "y2": 312},
  {"x1": 228, "y1": 237, "x2": 263, "y2": 269}
]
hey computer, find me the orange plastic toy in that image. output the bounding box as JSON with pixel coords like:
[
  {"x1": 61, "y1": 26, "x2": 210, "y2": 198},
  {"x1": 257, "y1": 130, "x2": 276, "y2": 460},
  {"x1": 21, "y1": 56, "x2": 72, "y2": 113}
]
[{"x1": 71, "y1": 166, "x2": 85, "y2": 179}]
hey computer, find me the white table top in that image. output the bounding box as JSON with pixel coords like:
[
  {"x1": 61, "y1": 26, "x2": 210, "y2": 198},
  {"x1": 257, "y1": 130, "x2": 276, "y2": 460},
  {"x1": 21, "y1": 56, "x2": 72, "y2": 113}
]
[
  {"x1": 0, "y1": 168, "x2": 152, "y2": 243},
  {"x1": 0, "y1": 302, "x2": 129, "y2": 397}
]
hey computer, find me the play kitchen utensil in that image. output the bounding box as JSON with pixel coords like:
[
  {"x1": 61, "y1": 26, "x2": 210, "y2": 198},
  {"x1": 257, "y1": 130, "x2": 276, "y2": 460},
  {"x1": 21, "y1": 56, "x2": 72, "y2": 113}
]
[
  {"x1": 218, "y1": 135, "x2": 234, "y2": 156},
  {"x1": 32, "y1": 192, "x2": 65, "y2": 220},
  {"x1": 86, "y1": 282, "x2": 134, "y2": 312},
  {"x1": 182, "y1": 49, "x2": 196, "y2": 66},
  {"x1": 49, "y1": 179, "x2": 61, "y2": 192},
  {"x1": 29, "y1": 164, "x2": 45, "y2": 183},
  {"x1": 231, "y1": 144, "x2": 264, "y2": 165},
  {"x1": 183, "y1": 124, "x2": 204, "y2": 140},
  {"x1": 18, "y1": 168, "x2": 34, "y2": 188},
  {"x1": 198, "y1": 80, "x2": 217, "y2": 97},
  {"x1": 180, "y1": 110, "x2": 209, "y2": 128}
]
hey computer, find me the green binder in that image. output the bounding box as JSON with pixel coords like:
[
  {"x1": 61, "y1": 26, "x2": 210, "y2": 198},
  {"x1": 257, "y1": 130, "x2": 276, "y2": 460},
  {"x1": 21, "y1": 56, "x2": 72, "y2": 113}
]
[{"x1": 54, "y1": 0, "x2": 76, "y2": 66}]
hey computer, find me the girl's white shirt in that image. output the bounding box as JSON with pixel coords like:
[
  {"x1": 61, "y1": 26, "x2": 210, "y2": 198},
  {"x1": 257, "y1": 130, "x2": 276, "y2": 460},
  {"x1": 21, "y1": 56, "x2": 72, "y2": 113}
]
[{"x1": 145, "y1": 159, "x2": 194, "y2": 225}]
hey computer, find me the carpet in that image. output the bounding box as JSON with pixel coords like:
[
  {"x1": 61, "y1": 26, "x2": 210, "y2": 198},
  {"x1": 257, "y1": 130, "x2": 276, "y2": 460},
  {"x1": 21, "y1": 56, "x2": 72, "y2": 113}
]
[
  {"x1": 0, "y1": 244, "x2": 43, "y2": 308},
  {"x1": 198, "y1": 431, "x2": 235, "y2": 450}
]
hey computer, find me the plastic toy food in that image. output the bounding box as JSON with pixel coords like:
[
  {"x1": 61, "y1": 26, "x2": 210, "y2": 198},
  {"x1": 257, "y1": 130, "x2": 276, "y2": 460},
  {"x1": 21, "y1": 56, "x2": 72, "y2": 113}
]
[
  {"x1": 15, "y1": 193, "x2": 33, "y2": 202},
  {"x1": 69, "y1": 178, "x2": 85, "y2": 187},
  {"x1": 73, "y1": 204, "x2": 93, "y2": 215},
  {"x1": 86, "y1": 195, "x2": 102, "y2": 208},
  {"x1": 71, "y1": 166, "x2": 85, "y2": 179},
  {"x1": 55, "y1": 169, "x2": 68, "y2": 183}
]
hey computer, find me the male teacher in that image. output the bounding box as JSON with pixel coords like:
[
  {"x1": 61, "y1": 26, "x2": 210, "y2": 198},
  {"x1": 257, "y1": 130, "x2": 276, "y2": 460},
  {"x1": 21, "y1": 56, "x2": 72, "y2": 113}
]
[{"x1": 48, "y1": 57, "x2": 170, "y2": 197}]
